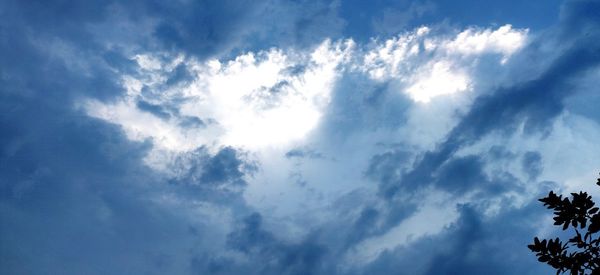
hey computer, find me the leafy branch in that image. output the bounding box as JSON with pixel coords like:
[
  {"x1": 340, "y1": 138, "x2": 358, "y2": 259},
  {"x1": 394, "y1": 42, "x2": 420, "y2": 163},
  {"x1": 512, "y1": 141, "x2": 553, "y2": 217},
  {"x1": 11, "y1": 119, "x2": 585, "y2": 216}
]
[{"x1": 529, "y1": 174, "x2": 600, "y2": 275}]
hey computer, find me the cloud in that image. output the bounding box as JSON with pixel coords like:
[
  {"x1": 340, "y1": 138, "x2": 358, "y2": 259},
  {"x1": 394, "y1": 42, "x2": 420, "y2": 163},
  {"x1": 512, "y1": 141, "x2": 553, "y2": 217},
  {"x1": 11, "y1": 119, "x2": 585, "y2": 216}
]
[
  {"x1": 371, "y1": 1, "x2": 436, "y2": 36},
  {"x1": 360, "y1": 202, "x2": 553, "y2": 275},
  {"x1": 85, "y1": 24, "x2": 527, "y2": 161},
  {"x1": 0, "y1": 2, "x2": 261, "y2": 274},
  {"x1": 382, "y1": 3, "x2": 600, "y2": 198},
  {"x1": 521, "y1": 151, "x2": 543, "y2": 181},
  {"x1": 84, "y1": 39, "x2": 354, "y2": 159},
  {"x1": 2, "y1": 0, "x2": 600, "y2": 274},
  {"x1": 354, "y1": 0, "x2": 600, "y2": 270},
  {"x1": 359, "y1": 25, "x2": 527, "y2": 102},
  {"x1": 224, "y1": 212, "x2": 330, "y2": 275},
  {"x1": 73, "y1": 22, "x2": 541, "y2": 273}
]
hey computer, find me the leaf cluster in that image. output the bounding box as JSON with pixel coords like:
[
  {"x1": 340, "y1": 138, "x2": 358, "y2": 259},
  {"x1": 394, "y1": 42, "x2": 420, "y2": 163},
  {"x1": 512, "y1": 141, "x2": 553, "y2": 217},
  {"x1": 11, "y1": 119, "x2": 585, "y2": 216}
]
[{"x1": 529, "y1": 175, "x2": 600, "y2": 275}]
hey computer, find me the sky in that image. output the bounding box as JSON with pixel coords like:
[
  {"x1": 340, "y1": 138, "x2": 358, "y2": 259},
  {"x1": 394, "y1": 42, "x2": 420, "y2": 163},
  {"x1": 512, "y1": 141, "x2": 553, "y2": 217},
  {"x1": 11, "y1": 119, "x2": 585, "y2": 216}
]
[{"x1": 1, "y1": 0, "x2": 600, "y2": 274}]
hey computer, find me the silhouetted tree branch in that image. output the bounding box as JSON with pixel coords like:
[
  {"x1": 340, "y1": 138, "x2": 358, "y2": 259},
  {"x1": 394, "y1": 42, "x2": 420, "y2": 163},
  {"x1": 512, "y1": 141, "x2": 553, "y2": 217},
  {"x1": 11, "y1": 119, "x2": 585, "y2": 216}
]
[{"x1": 529, "y1": 174, "x2": 600, "y2": 275}]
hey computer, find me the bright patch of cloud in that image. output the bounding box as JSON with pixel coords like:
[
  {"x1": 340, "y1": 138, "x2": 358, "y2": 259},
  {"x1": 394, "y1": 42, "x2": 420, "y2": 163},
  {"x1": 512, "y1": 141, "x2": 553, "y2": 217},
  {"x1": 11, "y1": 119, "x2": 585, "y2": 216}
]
[
  {"x1": 86, "y1": 25, "x2": 527, "y2": 158},
  {"x1": 406, "y1": 60, "x2": 469, "y2": 102},
  {"x1": 360, "y1": 24, "x2": 528, "y2": 102},
  {"x1": 444, "y1": 24, "x2": 528, "y2": 60},
  {"x1": 85, "y1": 40, "x2": 354, "y2": 157}
]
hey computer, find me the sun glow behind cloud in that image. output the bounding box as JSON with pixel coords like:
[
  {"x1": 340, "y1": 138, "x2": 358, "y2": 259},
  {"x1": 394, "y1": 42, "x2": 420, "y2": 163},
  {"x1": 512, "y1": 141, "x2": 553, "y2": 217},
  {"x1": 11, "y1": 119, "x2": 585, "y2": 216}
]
[{"x1": 85, "y1": 40, "x2": 354, "y2": 155}]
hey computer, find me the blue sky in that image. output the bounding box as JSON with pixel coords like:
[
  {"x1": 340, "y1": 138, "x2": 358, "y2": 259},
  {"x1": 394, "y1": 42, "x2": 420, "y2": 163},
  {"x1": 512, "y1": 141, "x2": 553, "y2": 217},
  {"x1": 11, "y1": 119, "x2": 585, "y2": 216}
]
[{"x1": 1, "y1": 0, "x2": 600, "y2": 274}]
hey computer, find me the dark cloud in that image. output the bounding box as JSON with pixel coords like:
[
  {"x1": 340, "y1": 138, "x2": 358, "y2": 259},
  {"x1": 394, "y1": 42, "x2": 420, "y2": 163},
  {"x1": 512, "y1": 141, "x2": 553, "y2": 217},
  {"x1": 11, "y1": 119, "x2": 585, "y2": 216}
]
[
  {"x1": 285, "y1": 148, "x2": 324, "y2": 159},
  {"x1": 522, "y1": 151, "x2": 543, "y2": 181},
  {"x1": 0, "y1": 50, "x2": 257, "y2": 274},
  {"x1": 142, "y1": 0, "x2": 347, "y2": 58},
  {"x1": 486, "y1": 146, "x2": 517, "y2": 161},
  {"x1": 178, "y1": 116, "x2": 207, "y2": 128},
  {"x1": 199, "y1": 147, "x2": 253, "y2": 186},
  {"x1": 361, "y1": 202, "x2": 553, "y2": 275},
  {"x1": 365, "y1": 149, "x2": 412, "y2": 198},
  {"x1": 166, "y1": 63, "x2": 194, "y2": 86},
  {"x1": 422, "y1": 203, "x2": 552, "y2": 275},
  {"x1": 0, "y1": 94, "x2": 193, "y2": 274},
  {"x1": 0, "y1": 73, "x2": 253, "y2": 275},
  {"x1": 345, "y1": 207, "x2": 380, "y2": 246},
  {"x1": 434, "y1": 155, "x2": 487, "y2": 193},
  {"x1": 344, "y1": 202, "x2": 417, "y2": 250},
  {"x1": 102, "y1": 49, "x2": 138, "y2": 74},
  {"x1": 226, "y1": 213, "x2": 330, "y2": 275},
  {"x1": 137, "y1": 99, "x2": 172, "y2": 119},
  {"x1": 159, "y1": 146, "x2": 258, "y2": 208},
  {"x1": 3, "y1": 0, "x2": 347, "y2": 64},
  {"x1": 322, "y1": 73, "x2": 411, "y2": 141},
  {"x1": 353, "y1": 3, "x2": 599, "y2": 273},
  {"x1": 0, "y1": 2, "x2": 258, "y2": 274}
]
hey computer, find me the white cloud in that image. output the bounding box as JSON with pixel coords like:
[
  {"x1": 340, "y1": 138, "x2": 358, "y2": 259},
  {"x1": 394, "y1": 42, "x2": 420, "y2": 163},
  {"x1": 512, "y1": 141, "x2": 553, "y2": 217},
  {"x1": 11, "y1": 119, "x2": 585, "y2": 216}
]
[
  {"x1": 443, "y1": 24, "x2": 528, "y2": 61},
  {"x1": 84, "y1": 25, "x2": 527, "y2": 157},
  {"x1": 360, "y1": 24, "x2": 528, "y2": 102},
  {"x1": 85, "y1": 40, "x2": 354, "y2": 159},
  {"x1": 405, "y1": 60, "x2": 469, "y2": 103}
]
